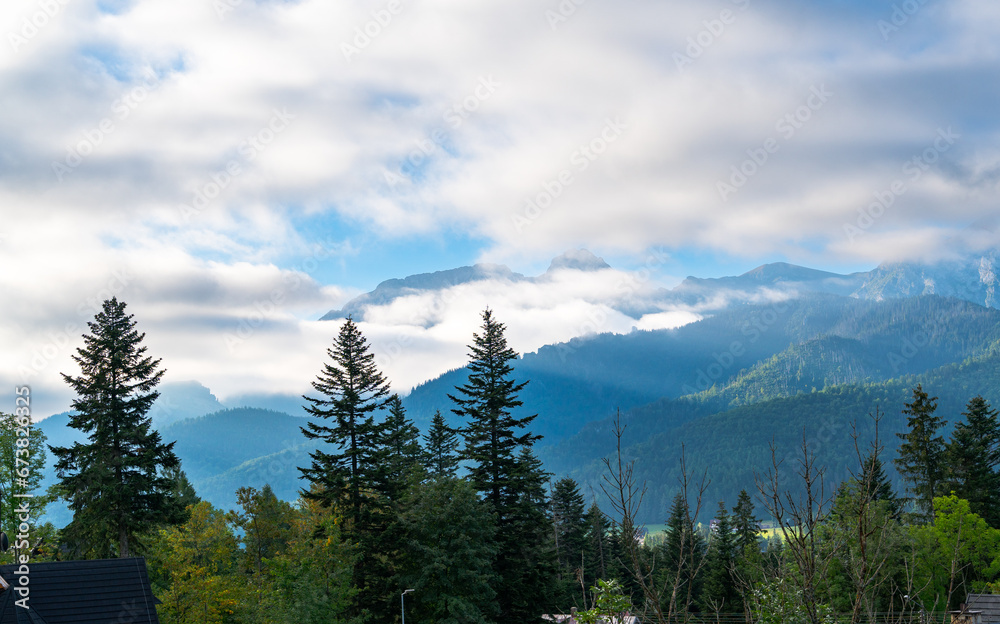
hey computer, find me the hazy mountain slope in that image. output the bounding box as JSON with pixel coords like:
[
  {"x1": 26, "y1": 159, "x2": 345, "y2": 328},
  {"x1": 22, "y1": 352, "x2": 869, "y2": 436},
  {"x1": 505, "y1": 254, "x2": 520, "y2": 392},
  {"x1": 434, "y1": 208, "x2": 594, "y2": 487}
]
[{"x1": 549, "y1": 348, "x2": 1000, "y2": 524}]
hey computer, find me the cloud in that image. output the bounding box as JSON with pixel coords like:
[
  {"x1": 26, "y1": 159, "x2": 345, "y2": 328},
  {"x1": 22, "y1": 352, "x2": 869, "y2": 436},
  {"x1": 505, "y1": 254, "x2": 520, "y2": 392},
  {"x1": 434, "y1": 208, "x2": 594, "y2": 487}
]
[{"x1": 4, "y1": 0, "x2": 1000, "y2": 414}]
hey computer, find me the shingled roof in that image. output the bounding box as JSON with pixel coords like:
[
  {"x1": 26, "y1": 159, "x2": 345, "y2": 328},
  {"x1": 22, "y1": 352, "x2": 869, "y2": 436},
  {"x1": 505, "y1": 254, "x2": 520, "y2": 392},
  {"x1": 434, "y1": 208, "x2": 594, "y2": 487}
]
[
  {"x1": 0, "y1": 557, "x2": 160, "y2": 623},
  {"x1": 968, "y1": 594, "x2": 1000, "y2": 623}
]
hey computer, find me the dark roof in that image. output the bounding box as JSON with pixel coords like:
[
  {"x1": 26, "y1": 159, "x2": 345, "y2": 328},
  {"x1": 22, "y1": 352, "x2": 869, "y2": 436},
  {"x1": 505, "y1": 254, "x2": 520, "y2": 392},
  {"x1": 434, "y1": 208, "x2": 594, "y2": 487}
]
[
  {"x1": 968, "y1": 594, "x2": 1000, "y2": 623},
  {"x1": 0, "y1": 557, "x2": 160, "y2": 623}
]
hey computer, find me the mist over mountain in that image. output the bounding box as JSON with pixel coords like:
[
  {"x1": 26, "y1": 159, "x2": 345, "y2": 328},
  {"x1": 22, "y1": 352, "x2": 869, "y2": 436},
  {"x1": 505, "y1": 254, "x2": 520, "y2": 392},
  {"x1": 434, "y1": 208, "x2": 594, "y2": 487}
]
[{"x1": 34, "y1": 246, "x2": 1000, "y2": 526}]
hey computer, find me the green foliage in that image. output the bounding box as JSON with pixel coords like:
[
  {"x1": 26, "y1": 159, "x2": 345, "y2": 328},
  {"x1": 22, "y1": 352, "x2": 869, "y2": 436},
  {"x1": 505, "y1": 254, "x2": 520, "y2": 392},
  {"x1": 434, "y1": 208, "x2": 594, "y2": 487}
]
[
  {"x1": 576, "y1": 579, "x2": 632, "y2": 624},
  {"x1": 700, "y1": 501, "x2": 740, "y2": 614},
  {"x1": 910, "y1": 494, "x2": 1000, "y2": 611},
  {"x1": 0, "y1": 412, "x2": 53, "y2": 563},
  {"x1": 147, "y1": 501, "x2": 247, "y2": 624},
  {"x1": 51, "y1": 296, "x2": 183, "y2": 558},
  {"x1": 423, "y1": 410, "x2": 460, "y2": 478},
  {"x1": 945, "y1": 396, "x2": 1000, "y2": 527},
  {"x1": 750, "y1": 576, "x2": 836, "y2": 624},
  {"x1": 551, "y1": 477, "x2": 588, "y2": 606},
  {"x1": 300, "y1": 316, "x2": 392, "y2": 521},
  {"x1": 396, "y1": 477, "x2": 499, "y2": 624},
  {"x1": 895, "y1": 385, "x2": 947, "y2": 522}
]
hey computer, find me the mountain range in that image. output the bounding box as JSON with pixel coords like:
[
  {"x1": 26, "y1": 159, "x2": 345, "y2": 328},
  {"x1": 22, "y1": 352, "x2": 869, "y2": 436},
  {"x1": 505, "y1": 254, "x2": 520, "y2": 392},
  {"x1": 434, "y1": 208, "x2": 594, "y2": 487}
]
[{"x1": 35, "y1": 245, "x2": 1000, "y2": 525}]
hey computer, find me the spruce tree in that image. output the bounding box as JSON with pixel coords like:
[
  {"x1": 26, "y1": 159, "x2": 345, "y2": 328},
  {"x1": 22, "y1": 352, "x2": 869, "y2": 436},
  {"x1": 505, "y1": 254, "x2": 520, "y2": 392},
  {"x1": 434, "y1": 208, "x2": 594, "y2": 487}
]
[
  {"x1": 52, "y1": 297, "x2": 182, "y2": 558},
  {"x1": 450, "y1": 308, "x2": 540, "y2": 510},
  {"x1": 299, "y1": 316, "x2": 391, "y2": 524},
  {"x1": 583, "y1": 501, "x2": 611, "y2": 588},
  {"x1": 449, "y1": 309, "x2": 549, "y2": 622},
  {"x1": 731, "y1": 489, "x2": 760, "y2": 556},
  {"x1": 860, "y1": 452, "x2": 900, "y2": 517},
  {"x1": 423, "y1": 410, "x2": 460, "y2": 478},
  {"x1": 700, "y1": 501, "x2": 740, "y2": 614},
  {"x1": 298, "y1": 316, "x2": 394, "y2": 621},
  {"x1": 551, "y1": 477, "x2": 588, "y2": 588},
  {"x1": 658, "y1": 493, "x2": 704, "y2": 616},
  {"x1": 379, "y1": 394, "x2": 423, "y2": 502},
  {"x1": 945, "y1": 395, "x2": 1000, "y2": 527},
  {"x1": 894, "y1": 384, "x2": 947, "y2": 521}
]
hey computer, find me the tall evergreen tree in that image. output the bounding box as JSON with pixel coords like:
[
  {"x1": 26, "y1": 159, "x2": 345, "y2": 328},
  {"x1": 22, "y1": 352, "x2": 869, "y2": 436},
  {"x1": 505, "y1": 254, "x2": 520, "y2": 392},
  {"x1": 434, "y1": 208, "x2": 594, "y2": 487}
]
[
  {"x1": 51, "y1": 297, "x2": 182, "y2": 558},
  {"x1": 298, "y1": 316, "x2": 393, "y2": 621},
  {"x1": 423, "y1": 410, "x2": 460, "y2": 478},
  {"x1": 700, "y1": 501, "x2": 740, "y2": 614},
  {"x1": 657, "y1": 493, "x2": 704, "y2": 617},
  {"x1": 860, "y1": 452, "x2": 900, "y2": 517},
  {"x1": 894, "y1": 385, "x2": 947, "y2": 522},
  {"x1": 945, "y1": 395, "x2": 1000, "y2": 527},
  {"x1": 379, "y1": 394, "x2": 423, "y2": 502},
  {"x1": 450, "y1": 308, "x2": 540, "y2": 510},
  {"x1": 731, "y1": 489, "x2": 760, "y2": 555},
  {"x1": 583, "y1": 502, "x2": 610, "y2": 588},
  {"x1": 449, "y1": 309, "x2": 549, "y2": 623},
  {"x1": 299, "y1": 316, "x2": 391, "y2": 524},
  {"x1": 551, "y1": 477, "x2": 588, "y2": 588}
]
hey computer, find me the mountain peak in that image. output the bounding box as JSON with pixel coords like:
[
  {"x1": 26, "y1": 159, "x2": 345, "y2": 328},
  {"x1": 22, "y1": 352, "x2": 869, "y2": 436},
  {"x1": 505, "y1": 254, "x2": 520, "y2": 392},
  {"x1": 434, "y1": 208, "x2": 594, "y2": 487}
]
[{"x1": 546, "y1": 249, "x2": 612, "y2": 272}]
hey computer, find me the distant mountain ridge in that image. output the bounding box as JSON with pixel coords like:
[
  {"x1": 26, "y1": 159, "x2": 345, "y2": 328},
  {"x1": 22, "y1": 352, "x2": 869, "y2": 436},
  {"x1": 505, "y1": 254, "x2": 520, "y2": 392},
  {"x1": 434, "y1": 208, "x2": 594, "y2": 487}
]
[{"x1": 321, "y1": 247, "x2": 1000, "y2": 323}]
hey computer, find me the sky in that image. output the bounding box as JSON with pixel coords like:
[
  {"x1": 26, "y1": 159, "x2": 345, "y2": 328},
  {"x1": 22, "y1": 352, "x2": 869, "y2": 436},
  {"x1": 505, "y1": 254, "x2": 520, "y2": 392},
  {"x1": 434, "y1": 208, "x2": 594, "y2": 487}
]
[{"x1": 2, "y1": 0, "x2": 1000, "y2": 417}]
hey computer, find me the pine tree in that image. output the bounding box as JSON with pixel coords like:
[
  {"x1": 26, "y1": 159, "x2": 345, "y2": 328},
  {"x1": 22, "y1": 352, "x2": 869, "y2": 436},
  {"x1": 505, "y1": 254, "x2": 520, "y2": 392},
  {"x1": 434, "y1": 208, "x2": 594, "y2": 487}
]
[
  {"x1": 583, "y1": 501, "x2": 611, "y2": 590},
  {"x1": 700, "y1": 501, "x2": 740, "y2": 614},
  {"x1": 551, "y1": 477, "x2": 588, "y2": 596},
  {"x1": 945, "y1": 395, "x2": 1000, "y2": 527},
  {"x1": 423, "y1": 410, "x2": 460, "y2": 478},
  {"x1": 450, "y1": 308, "x2": 540, "y2": 511},
  {"x1": 52, "y1": 297, "x2": 182, "y2": 558},
  {"x1": 860, "y1": 452, "x2": 900, "y2": 517},
  {"x1": 299, "y1": 316, "x2": 391, "y2": 525},
  {"x1": 298, "y1": 316, "x2": 394, "y2": 621},
  {"x1": 894, "y1": 385, "x2": 947, "y2": 522},
  {"x1": 379, "y1": 394, "x2": 423, "y2": 502},
  {"x1": 658, "y1": 493, "x2": 704, "y2": 617},
  {"x1": 731, "y1": 489, "x2": 760, "y2": 556},
  {"x1": 449, "y1": 309, "x2": 549, "y2": 622}
]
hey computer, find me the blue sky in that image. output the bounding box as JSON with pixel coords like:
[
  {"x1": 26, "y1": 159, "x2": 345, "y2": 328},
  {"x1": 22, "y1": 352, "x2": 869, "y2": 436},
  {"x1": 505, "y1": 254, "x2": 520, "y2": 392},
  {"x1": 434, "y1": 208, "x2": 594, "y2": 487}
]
[{"x1": 2, "y1": 0, "x2": 1000, "y2": 415}]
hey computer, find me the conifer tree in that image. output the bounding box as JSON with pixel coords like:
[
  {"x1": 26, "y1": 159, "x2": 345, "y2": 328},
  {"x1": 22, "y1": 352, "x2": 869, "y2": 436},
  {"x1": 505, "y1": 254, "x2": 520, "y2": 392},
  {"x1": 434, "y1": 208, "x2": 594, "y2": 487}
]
[
  {"x1": 700, "y1": 501, "x2": 740, "y2": 614},
  {"x1": 299, "y1": 316, "x2": 391, "y2": 525},
  {"x1": 945, "y1": 395, "x2": 1000, "y2": 527},
  {"x1": 732, "y1": 489, "x2": 760, "y2": 555},
  {"x1": 583, "y1": 501, "x2": 611, "y2": 589},
  {"x1": 423, "y1": 410, "x2": 460, "y2": 478},
  {"x1": 450, "y1": 308, "x2": 540, "y2": 510},
  {"x1": 860, "y1": 452, "x2": 900, "y2": 517},
  {"x1": 894, "y1": 385, "x2": 947, "y2": 521},
  {"x1": 379, "y1": 394, "x2": 423, "y2": 501},
  {"x1": 449, "y1": 309, "x2": 550, "y2": 622},
  {"x1": 658, "y1": 493, "x2": 704, "y2": 616},
  {"x1": 52, "y1": 297, "x2": 182, "y2": 558},
  {"x1": 298, "y1": 317, "x2": 394, "y2": 621},
  {"x1": 551, "y1": 477, "x2": 588, "y2": 586}
]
